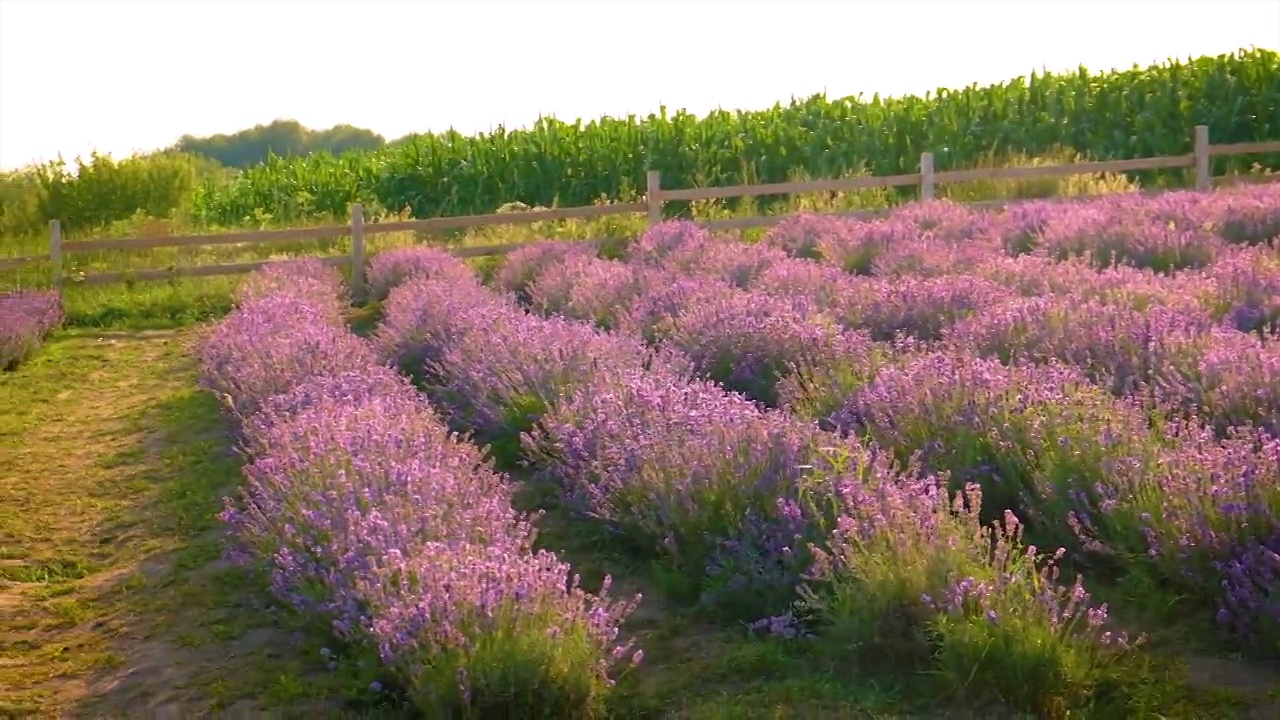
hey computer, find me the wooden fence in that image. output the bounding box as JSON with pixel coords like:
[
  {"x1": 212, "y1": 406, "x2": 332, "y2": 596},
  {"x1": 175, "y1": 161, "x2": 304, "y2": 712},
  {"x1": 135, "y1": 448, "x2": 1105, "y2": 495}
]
[{"x1": 6, "y1": 124, "x2": 1279, "y2": 299}]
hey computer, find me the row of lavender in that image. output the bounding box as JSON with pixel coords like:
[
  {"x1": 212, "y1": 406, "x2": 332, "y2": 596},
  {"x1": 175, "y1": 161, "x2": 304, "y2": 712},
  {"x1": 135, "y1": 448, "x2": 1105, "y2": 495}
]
[
  {"x1": 0, "y1": 290, "x2": 62, "y2": 370},
  {"x1": 475, "y1": 185, "x2": 1280, "y2": 657},
  {"x1": 505, "y1": 186, "x2": 1280, "y2": 430},
  {"x1": 193, "y1": 260, "x2": 639, "y2": 716},
  {"x1": 481, "y1": 188, "x2": 1280, "y2": 648},
  {"x1": 366, "y1": 247, "x2": 1145, "y2": 712}
]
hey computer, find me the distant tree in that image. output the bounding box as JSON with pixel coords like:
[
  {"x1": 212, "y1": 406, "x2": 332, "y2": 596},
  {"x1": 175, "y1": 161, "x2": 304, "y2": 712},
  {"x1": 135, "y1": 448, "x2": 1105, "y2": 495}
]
[
  {"x1": 315, "y1": 124, "x2": 387, "y2": 156},
  {"x1": 173, "y1": 119, "x2": 386, "y2": 168}
]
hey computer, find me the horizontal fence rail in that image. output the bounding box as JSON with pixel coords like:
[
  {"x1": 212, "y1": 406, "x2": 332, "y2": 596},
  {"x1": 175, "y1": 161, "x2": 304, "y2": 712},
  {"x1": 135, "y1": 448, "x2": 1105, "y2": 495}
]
[
  {"x1": 58, "y1": 224, "x2": 354, "y2": 253},
  {"x1": 362, "y1": 201, "x2": 649, "y2": 235},
  {"x1": 656, "y1": 172, "x2": 924, "y2": 203},
  {"x1": 0, "y1": 255, "x2": 45, "y2": 272},
  {"x1": 3, "y1": 124, "x2": 1277, "y2": 299},
  {"x1": 73, "y1": 256, "x2": 353, "y2": 286}
]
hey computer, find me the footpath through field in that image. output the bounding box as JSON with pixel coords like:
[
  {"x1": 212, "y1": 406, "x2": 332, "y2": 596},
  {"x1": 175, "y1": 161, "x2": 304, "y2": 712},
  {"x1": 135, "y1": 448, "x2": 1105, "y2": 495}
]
[{"x1": 0, "y1": 329, "x2": 336, "y2": 716}]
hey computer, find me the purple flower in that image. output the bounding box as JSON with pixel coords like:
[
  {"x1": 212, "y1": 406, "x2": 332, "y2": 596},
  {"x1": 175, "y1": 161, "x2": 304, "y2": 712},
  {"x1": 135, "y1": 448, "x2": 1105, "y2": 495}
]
[
  {"x1": 525, "y1": 363, "x2": 827, "y2": 614},
  {"x1": 495, "y1": 241, "x2": 596, "y2": 302},
  {"x1": 0, "y1": 290, "x2": 63, "y2": 370},
  {"x1": 203, "y1": 262, "x2": 641, "y2": 714},
  {"x1": 625, "y1": 220, "x2": 714, "y2": 264},
  {"x1": 365, "y1": 246, "x2": 478, "y2": 301},
  {"x1": 233, "y1": 258, "x2": 349, "y2": 322}
]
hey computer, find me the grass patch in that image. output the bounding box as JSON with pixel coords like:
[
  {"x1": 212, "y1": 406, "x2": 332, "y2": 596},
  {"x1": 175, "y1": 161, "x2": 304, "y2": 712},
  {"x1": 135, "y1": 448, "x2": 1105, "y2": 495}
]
[
  {"x1": 0, "y1": 327, "x2": 362, "y2": 715},
  {"x1": 59, "y1": 276, "x2": 240, "y2": 329}
]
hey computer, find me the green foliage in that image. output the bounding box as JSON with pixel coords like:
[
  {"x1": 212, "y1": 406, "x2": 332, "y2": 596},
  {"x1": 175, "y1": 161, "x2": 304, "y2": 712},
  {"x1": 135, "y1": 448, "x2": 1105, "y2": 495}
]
[
  {"x1": 191, "y1": 48, "x2": 1280, "y2": 225},
  {"x1": 58, "y1": 276, "x2": 240, "y2": 329},
  {"x1": 173, "y1": 119, "x2": 387, "y2": 169},
  {"x1": 796, "y1": 454, "x2": 1142, "y2": 718},
  {"x1": 0, "y1": 152, "x2": 231, "y2": 237},
  {"x1": 938, "y1": 146, "x2": 1141, "y2": 202},
  {"x1": 189, "y1": 151, "x2": 385, "y2": 227},
  {"x1": 400, "y1": 601, "x2": 618, "y2": 719},
  {"x1": 0, "y1": 170, "x2": 44, "y2": 239},
  {"x1": 777, "y1": 350, "x2": 890, "y2": 422},
  {"x1": 3, "y1": 49, "x2": 1276, "y2": 237}
]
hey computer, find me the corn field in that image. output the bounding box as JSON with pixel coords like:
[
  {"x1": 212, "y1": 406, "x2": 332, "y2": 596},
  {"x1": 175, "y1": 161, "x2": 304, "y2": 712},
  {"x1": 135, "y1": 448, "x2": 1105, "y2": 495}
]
[
  {"x1": 4, "y1": 49, "x2": 1278, "y2": 238},
  {"x1": 190, "y1": 49, "x2": 1280, "y2": 225}
]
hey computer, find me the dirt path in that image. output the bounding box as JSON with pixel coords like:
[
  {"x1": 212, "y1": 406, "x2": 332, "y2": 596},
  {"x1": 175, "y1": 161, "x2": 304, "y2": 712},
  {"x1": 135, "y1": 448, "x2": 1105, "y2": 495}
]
[{"x1": 0, "y1": 329, "x2": 334, "y2": 717}]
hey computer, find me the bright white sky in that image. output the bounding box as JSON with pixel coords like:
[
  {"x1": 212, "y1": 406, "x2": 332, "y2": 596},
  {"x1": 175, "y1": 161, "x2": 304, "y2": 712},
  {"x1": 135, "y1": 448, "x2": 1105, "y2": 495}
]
[{"x1": 0, "y1": 0, "x2": 1277, "y2": 171}]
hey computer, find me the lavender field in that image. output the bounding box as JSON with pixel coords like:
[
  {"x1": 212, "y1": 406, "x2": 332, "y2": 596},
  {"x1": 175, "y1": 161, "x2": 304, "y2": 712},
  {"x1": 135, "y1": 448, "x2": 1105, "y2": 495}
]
[
  {"x1": 0, "y1": 290, "x2": 63, "y2": 370},
  {"x1": 198, "y1": 184, "x2": 1280, "y2": 717}
]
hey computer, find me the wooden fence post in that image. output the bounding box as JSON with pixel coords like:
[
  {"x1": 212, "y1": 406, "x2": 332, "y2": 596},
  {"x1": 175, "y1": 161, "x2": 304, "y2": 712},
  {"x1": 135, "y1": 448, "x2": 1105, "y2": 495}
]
[
  {"x1": 1193, "y1": 125, "x2": 1210, "y2": 191},
  {"x1": 646, "y1": 170, "x2": 663, "y2": 226},
  {"x1": 919, "y1": 152, "x2": 935, "y2": 201},
  {"x1": 350, "y1": 203, "x2": 365, "y2": 300},
  {"x1": 49, "y1": 220, "x2": 62, "y2": 292}
]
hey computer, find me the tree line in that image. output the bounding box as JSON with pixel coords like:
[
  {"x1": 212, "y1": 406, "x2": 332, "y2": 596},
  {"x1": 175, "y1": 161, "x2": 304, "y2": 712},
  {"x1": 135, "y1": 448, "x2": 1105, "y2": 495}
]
[{"x1": 170, "y1": 119, "x2": 388, "y2": 169}]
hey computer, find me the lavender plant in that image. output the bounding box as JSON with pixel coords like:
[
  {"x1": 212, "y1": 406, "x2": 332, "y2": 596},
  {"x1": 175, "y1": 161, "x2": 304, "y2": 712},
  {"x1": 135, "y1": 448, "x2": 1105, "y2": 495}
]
[
  {"x1": 1197, "y1": 247, "x2": 1280, "y2": 335},
  {"x1": 1211, "y1": 184, "x2": 1280, "y2": 246},
  {"x1": 415, "y1": 295, "x2": 657, "y2": 464},
  {"x1": 365, "y1": 246, "x2": 479, "y2": 302},
  {"x1": 207, "y1": 263, "x2": 643, "y2": 715},
  {"x1": 837, "y1": 275, "x2": 1014, "y2": 342},
  {"x1": 831, "y1": 350, "x2": 1159, "y2": 557},
  {"x1": 195, "y1": 292, "x2": 378, "y2": 421},
  {"x1": 0, "y1": 290, "x2": 63, "y2": 370},
  {"x1": 888, "y1": 198, "x2": 999, "y2": 242},
  {"x1": 616, "y1": 274, "x2": 742, "y2": 345},
  {"x1": 946, "y1": 295, "x2": 1216, "y2": 398},
  {"x1": 624, "y1": 220, "x2": 714, "y2": 265},
  {"x1": 749, "y1": 257, "x2": 861, "y2": 310},
  {"x1": 526, "y1": 255, "x2": 646, "y2": 330},
  {"x1": 657, "y1": 236, "x2": 790, "y2": 289},
  {"x1": 975, "y1": 255, "x2": 1211, "y2": 313},
  {"x1": 1189, "y1": 329, "x2": 1280, "y2": 436},
  {"x1": 526, "y1": 365, "x2": 825, "y2": 617},
  {"x1": 1127, "y1": 422, "x2": 1280, "y2": 652},
  {"x1": 495, "y1": 240, "x2": 596, "y2": 303},
  {"x1": 816, "y1": 217, "x2": 921, "y2": 276},
  {"x1": 763, "y1": 212, "x2": 855, "y2": 260},
  {"x1": 232, "y1": 258, "x2": 349, "y2": 322},
  {"x1": 869, "y1": 233, "x2": 1004, "y2": 278},
  {"x1": 994, "y1": 199, "x2": 1075, "y2": 255},
  {"x1": 227, "y1": 370, "x2": 640, "y2": 716},
  {"x1": 1035, "y1": 204, "x2": 1221, "y2": 273},
  {"x1": 371, "y1": 275, "x2": 519, "y2": 377},
  {"x1": 653, "y1": 287, "x2": 878, "y2": 407},
  {"x1": 229, "y1": 372, "x2": 529, "y2": 611},
  {"x1": 796, "y1": 444, "x2": 1139, "y2": 715}
]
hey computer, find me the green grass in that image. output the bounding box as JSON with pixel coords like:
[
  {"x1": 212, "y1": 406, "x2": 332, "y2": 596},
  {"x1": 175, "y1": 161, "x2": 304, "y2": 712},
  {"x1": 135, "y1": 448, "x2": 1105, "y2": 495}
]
[{"x1": 0, "y1": 327, "x2": 381, "y2": 716}]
